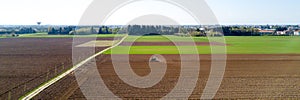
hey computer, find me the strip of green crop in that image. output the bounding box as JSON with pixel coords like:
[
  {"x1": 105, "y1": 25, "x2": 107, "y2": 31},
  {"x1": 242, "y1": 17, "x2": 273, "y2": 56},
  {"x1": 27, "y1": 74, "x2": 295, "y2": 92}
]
[{"x1": 105, "y1": 36, "x2": 300, "y2": 54}]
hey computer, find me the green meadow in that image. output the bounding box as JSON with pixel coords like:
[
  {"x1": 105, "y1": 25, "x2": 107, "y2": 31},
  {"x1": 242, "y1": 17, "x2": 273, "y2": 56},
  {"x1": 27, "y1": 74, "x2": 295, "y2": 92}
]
[{"x1": 106, "y1": 36, "x2": 300, "y2": 54}]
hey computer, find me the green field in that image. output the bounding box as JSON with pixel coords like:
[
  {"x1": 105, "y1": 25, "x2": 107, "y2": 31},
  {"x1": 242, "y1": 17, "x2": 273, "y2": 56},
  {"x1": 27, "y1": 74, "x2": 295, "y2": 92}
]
[
  {"x1": 1, "y1": 34, "x2": 299, "y2": 54},
  {"x1": 124, "y1": 35, "x2": 209, "y2": 42},
  {"x1": 105, "y1": 36, "x2": 300, "y2": 54}
]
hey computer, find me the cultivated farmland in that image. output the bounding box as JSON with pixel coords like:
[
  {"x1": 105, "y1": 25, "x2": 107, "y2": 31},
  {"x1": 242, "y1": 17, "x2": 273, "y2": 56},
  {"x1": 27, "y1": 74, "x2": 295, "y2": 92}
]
[
  {"x1": 0, "y1": 36, "x2": 118, "y2": 99},
  {"x1": 1, "y1": 35, "x2": 300, "y2": 99}
]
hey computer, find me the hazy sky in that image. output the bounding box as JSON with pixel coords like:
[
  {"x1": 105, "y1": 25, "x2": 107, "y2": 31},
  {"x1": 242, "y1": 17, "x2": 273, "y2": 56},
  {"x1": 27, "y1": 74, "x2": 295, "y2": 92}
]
[
  {"x1": 0, "y1": 0, "x2": 299, "y2": 25},
  {"x1": 207, "y1": 0, "x2": 300, "y2": 25}
]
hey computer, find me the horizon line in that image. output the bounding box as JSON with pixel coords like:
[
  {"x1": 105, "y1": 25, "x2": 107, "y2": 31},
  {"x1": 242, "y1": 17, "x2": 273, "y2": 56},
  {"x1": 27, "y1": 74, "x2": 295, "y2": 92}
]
[{"x1": 1, "y1": 24, "x2": 300, "y2": 26}]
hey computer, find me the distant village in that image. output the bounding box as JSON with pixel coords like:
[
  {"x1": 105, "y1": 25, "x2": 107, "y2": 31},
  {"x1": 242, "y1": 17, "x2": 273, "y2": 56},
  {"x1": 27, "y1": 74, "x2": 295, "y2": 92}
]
[
  {"x1": 221, "y1": 25, "x2": 300, "y2": 36},
  {"x1": 0, "y1": 25, "x2": 300, "y2": 37}
]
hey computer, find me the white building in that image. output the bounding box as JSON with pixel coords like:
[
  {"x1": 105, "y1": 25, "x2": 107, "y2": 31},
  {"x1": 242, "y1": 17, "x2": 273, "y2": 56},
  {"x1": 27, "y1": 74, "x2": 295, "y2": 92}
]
[
  {"x1": 276, "y1": 31, "x2": 286, "y2": 35},
  {"x1": 294, "y1": 31, "x2": 300, "y2": 36}
]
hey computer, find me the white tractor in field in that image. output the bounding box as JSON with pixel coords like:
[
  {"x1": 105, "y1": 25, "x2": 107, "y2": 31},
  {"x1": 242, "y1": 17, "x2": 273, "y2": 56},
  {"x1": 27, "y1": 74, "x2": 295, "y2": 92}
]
[{"x1": 150, "y1": 56, "x2": 161, "y2": 62}]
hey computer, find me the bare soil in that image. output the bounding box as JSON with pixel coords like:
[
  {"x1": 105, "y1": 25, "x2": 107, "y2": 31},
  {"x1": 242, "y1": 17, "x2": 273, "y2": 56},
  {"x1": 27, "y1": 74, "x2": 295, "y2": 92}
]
[
  {"x1": 33, "y1": 54, "x2": 300, "y2": 99},
  {"x1": 5, "y1": 38, "x2": 299, "y2": 99},
  {"x1": 0, "y1": 37, "x2": 111, "y2": 99}
]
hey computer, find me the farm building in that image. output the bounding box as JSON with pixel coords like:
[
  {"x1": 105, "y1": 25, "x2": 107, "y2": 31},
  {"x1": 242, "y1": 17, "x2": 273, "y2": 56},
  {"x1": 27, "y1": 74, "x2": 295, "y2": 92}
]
[
  {"x1": 258, "y1": 29, "x2": 275, "y2": 35},
  {"x1": 276, "y1": 31, "x2": 287, "y2": 35}
]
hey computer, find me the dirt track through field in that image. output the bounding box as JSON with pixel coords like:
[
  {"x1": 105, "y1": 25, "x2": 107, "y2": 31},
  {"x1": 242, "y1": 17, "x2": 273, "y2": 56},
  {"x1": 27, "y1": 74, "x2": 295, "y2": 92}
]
[{"x1": 0, "y1": 38, "x2": 113, "y2": 99}]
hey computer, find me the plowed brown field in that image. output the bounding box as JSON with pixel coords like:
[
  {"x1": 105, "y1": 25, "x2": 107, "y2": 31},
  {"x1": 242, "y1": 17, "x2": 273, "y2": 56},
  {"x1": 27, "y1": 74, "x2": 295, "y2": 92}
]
[
  {"x1": 3, "y1": 38, "x2": 300, "y2": 99},
  {"x1": 0, "y1": 38, "x2": 110, "y2": 99},
  {"x1": 33, "y1": 54, "x2": 300, "y2": 99}
]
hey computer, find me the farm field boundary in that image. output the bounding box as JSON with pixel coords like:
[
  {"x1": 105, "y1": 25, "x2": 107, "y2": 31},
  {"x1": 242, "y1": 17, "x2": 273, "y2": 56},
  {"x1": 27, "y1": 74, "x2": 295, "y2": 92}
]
[{"x1": 19, "y1": 35, "x2": 128, "y2": 100}]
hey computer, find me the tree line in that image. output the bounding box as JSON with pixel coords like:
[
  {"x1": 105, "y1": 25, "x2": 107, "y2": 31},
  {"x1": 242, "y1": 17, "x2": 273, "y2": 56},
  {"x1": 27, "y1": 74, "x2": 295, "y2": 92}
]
[
  {"x1": 47, "y1": 26, "x2": 121, "y2": 35},
  {"x1": 124, "y1": 25, "x2": 298, "y2": 36},
  {"x1": 125, "y1": 25, "x2": 191, "y2": 35},
  {"x1": 0, "y1": 27, "x2": 36, "y2": 34},
  {"x1": 124, "y1": 25, "x2": 224, "y2": 36},
  {"x1": 1, "y1": 25, "x2": 296, "y2": 36}
]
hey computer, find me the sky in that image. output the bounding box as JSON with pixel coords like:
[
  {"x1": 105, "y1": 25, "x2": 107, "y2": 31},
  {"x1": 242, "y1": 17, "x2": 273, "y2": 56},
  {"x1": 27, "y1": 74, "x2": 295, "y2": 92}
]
[
  {"x1": 0, "y1": 0, "x2": 300, "y2": 25},
  {"x1": 206, "y1": 0, "x2": 300, "y2": 25}
]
